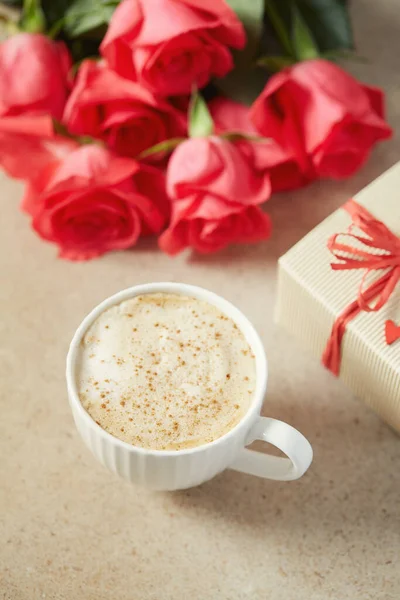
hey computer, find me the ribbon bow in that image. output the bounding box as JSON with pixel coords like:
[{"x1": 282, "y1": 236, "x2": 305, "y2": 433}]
[{"x1": 322, "y1": 198, "x2": 400, "y2": 376}]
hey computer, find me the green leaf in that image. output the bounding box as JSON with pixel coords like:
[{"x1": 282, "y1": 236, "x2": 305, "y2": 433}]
[
  {"x1": 53, "y1": 118, "x2": 104, "y2": 145},
  {"x1": 64, "y1": 0, "x2": 118, "y2": 38},
  {"x1": 216, "y1": 0, "x2": 266, "y2": 105},
  {"x1": 21, "y1": 0, "x2": 45, "y2": 32},
  {"x1": 257, "y1": 55, "x2": 295, "y2": 71},
  {"x1": 292, "y1": 4, "x2": 320, "y2": 60},
  {"x1": 225, "y1": 0, "x2": 264, "y2": 59},
  {"x1": 264, "y1": 0, "x2": 293, "y2": 57},
  {"x1": 137, "y1": 138, "x2": 186, "y2": 160},
  {"x1": 47, "y1": 17, "x2": 64, "y2": 38},
  {"x1": 188, "y1": 91, "x2": 214, "y2": 138},
  {"x1": 220, "y1": 132, "x2": 270, "y2": 142},
  {"x1": 263, "y1": 0, "x2": 353, "y2": 56},
  {"x1": 40, "y1": 0, "x2": 69, "y2": 32},
  {"x1": 138, "y1": 137, "x2": 186, "y2": 159},
  {"x1": 296, "y1": 0, "x2": 353, "y2": 52}
]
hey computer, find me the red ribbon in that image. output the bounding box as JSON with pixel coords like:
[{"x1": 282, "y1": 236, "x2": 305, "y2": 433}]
[{"x1": 322, "y1": 198, "x2": 400, "y2": 376}]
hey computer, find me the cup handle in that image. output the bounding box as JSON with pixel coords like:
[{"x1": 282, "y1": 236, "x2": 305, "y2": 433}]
[{"x1": 230, "y1": 417, "x2": 313, "y2": 481}]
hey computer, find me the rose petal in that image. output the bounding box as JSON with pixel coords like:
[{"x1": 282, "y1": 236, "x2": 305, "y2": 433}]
[
  {"x1": 167, "y1": 137, "x2": 271, "y2": 206},
  {"x1": 24, "y1": 144, "x2": 167, "y2": 260},
  {"x1": 0, "y1": 115, "x2": 76, "y2": 181},
  {"x1": 100, "y1": 0, "x2": 244, "y2": 95},
  {"x1": 63, "y1": 60, "x2": 186, "y2": 158},
  {"x1": 0, "y1": 33, "x2": 71, "y2": 119},
  {"x1": 159, "y1": 205, "x2": 271, "y2": 255},
  {"x1": 210, "y1": 97, "x2": 309, "y2": 192},
  {"x1": 250, "y1": 59, "x2": 392, "y2": 180}
]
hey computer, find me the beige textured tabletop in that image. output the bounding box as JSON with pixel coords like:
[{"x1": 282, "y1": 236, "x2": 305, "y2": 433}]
[{"x1": 1, "y1": 1, "x2": 400, "y2": 598}]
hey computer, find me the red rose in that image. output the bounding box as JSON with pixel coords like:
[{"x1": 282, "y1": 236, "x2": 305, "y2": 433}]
[
  {"x1": 250, "y1": 59, "x2": 392, "y2": 179},
  {"x1": 101, "y1": 0, "x2": 245, "y2": 96},
  {"x1": 22, "y1": 145, "x2": 168, "y2": 260},
  {"x1": 63, "y1": 60, "x2": 186, "y2": 160},
  {"x1": 159, "y1": 137, "x2": 271, "y2": 255},
  {"x1": 209, "y1": 97, "x2": 309, "y2": 192},
  {"x1": 0, "y1": 34, "x2": 72, "y2": 180},
  {"x1": 0, "y1": 33, "x2": 71, "y2": 120}
]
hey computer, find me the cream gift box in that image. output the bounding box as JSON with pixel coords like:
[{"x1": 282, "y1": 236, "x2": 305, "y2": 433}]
[{"x1": 276, "y1": 162, "x2": 400, "y2": 432}]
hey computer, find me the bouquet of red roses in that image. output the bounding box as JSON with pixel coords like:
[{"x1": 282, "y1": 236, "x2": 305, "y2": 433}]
[{"x1": 0, "y1": 0, "x2": 392, "y2": 260}]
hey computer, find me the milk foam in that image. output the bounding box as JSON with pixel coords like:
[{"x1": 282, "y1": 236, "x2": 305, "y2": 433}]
[{"x1": 77, "y1": 293, "x2": 256, "y2": 450}]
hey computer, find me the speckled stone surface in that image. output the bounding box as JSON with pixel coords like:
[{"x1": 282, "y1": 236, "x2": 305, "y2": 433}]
[{"x1": 1, "y1": 1, "x2": 400, "y2": 598}]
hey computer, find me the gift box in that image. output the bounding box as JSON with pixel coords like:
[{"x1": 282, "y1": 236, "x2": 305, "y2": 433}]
[{"x1": 276, "y1": 162, "x2": 400, "y2": 432}]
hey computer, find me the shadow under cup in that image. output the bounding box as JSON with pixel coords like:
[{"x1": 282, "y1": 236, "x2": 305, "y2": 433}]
[{"x1": 66, "y1": 282, "x2": 312, "y2": 490}]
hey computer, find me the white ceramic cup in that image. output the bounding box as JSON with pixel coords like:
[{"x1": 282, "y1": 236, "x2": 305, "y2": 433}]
[{"x1": 66, "y1": 282, "x2": 313, "y2": 490}]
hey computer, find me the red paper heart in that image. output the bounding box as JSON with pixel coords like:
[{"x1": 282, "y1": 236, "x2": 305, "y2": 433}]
[{"x1": 385, "y1": 320, "x2": 400, "y2": 345}]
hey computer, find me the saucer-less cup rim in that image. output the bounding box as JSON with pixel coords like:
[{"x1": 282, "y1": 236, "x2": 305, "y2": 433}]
[
  {"x1": 66, "y1": 282, "x2": 268, "y2": 458},
  {"x1": 67, "y1": 282, "x2": 313, "y2": 486}
]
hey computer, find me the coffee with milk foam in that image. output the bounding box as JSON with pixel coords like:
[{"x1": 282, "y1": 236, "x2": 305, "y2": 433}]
[{"x1": 78, "y1": 293, "x2": 256, "y2": 451}]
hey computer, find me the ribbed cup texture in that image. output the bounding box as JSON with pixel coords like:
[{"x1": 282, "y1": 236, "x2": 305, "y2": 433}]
[{"x1": 72, "y1": 403, "x2": 247, "y2": 490}]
